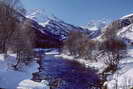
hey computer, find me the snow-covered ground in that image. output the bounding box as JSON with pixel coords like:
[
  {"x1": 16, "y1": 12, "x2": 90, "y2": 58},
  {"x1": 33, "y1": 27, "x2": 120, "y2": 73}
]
[
  {"x1": 0, "y1": 54, "x2": 50, "y2": 89},
  {"x1": 17, "y1": 80, "x2": 50, "y2": 89},
  {"x1": 106, "y1": 47, "x2": 133, "y2": 89}
]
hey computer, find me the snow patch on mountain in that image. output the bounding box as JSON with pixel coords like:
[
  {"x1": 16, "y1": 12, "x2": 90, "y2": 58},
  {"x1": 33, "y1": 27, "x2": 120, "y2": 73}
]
[
  {"x1": 117, "y1": 23, "x2": 133, "y2": 44},
  {"x1": 39, "y1": 20, "x2": 50, "y2": 27},
  {"x1": 39, "y1": 18, "x2": 109, "y2": 40},
  {"x1": 82, "y1": 19, "x2": 108, "y2": 31},
  {"x1": 120, "y1": 13, "x2": 133, "y2": 19},
  {"x1": 38, "y1": 18, "x2": 90, "y2": 40},
  {"x1": 26, "y1": 9, "x2": 110, "y2": 40},
  {"x1": 26, "y1": 9, "x2": 49, "y2": 22}
]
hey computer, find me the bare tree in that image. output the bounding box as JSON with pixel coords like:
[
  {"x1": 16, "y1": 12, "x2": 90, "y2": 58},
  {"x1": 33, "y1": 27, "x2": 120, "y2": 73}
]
[
  {"x1": 0, "y1": 0, "x2": 35, "y2": 69},
  {"x1": 64, "y1": 30, "x2": 97, "y2": 61},
  {"x1": 99, "y1": 38, "x2": 127, "y2": 73},
  {"x1": 10, "y1": 19, "x2": 35, "y2": 69},
  {"x1": 64, "y1": 30, "x2": 83, "y2": 56},
  {"x1": 102, "y1": 20, "x2": 122, "y2": 40},
  {"x1": 78, "y1": 39, "x2": 96, "y2": 61},
  {"x1": 0, "y1": 0, "x2": 25, "y2": 54}
]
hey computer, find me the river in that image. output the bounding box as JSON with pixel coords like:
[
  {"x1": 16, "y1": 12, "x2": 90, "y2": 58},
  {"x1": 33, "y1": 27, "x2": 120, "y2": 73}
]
[{"x1": 34, "y1": 54, "x2": 101, "y2": 89}]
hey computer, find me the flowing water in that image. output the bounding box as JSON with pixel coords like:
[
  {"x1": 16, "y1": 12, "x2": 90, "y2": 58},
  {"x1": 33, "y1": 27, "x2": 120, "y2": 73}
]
[{"x1": 35, "y1": 54, "x2": 100, "y2": 89}]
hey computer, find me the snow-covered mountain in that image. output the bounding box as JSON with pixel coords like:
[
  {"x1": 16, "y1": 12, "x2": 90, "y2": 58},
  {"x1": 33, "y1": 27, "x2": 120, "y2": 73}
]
[
  {"x1": 116, "y1": 13, "x2": 133, "y2": 44},
  {"x1": 105, "y1": 14, "x2": 133, "y2": 89},
  {"x1": 37, "y1": 17, "x2": 109, "y2": 40},
  {"x1": 26, "y1": 18, "x2": 63, "y2": 48},
  {"x1": 82, "y1": 20, "x2": 108, "y2": 31},
  {"x1": 26, "y1": 9, "x2": 48, "y2": 22},
  {"x1": 83, "y1": 20, "x2": 108, "y2": 38},
  {"x1": 39, "y1": 18, "x2": 91, "y2": 40},
  {"x1": 26, "y1": 9, "x2": 109, "y2": 40},
  {"x1": 118, "y1": 24, "x2": 133, "y2": 44},
  {"x1": 26, "y1": 10, "x2": 133, "y2": 46},
  {"x1": 120, "y1": 13, "x2": 133, "y2": 20},
  {"x1": 95, "y1": 13, "x2": 133, "y2": 42}
]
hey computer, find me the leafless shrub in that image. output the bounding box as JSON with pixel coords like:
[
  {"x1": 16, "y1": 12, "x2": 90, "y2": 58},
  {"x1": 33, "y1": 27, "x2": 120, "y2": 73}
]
[
  {"x1": 102, "y1": 20, "x2": 122, "y2": 40},
  {"x1": 99, "y1": 38, "x2": 127, "y2": 72},
  {"x1": 64, "y1": 30, "x2": 97, "y2": 61}
]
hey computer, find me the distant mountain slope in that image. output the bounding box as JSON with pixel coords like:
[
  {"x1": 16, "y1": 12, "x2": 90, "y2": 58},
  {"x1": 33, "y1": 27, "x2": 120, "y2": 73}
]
[
  {"x1": 26, "y1": 9, "x2": 108, "y2": 40},
  {"x1": 39, "y1": 19, "x2": 91, "y2": 40},
  {"x1": 114, "y1": 14, "x2": 133, "y2": 44},
  {"x1": 97, "y1": 13, "x2": 133, "y2": 42},
  {"x1": 82, "y1": 20, "x2": 108, "y2": 31},
  {"x1": 26, "y1": 18, "x2": 63, "y2": 48},
  {"x1": 118, "y1": 24, "x2": 133, "y2": 44},
  {"x1": 38, "y1": 18, "x2": 109, "y2": 40},
  {"x1": 26, "y1": 10, "x2": 133, "y2": 47}
]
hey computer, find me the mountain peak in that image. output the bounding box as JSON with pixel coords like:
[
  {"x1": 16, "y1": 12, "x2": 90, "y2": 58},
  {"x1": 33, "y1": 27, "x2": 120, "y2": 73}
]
[
  {"x1": 82, "y1": 19, "x2": 108, "y2": 31},
  {"x1": 26, "y1": 9, "x2": 49, "y2": 22}
]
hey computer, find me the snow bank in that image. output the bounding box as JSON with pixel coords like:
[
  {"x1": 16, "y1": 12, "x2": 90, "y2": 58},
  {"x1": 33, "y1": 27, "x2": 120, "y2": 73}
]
[
  {"x1": 17, "y1": 80, "x2": 50, "y2": 89},
  {"x1": 107, "y1": 48, "x2": 133, "y2": 89},
  {"x1": 0, "y1": 54, "x2": 49, "y2": 89},
  {"x1": 107, "y1": 68, "x2": 133, "y2": 89}
]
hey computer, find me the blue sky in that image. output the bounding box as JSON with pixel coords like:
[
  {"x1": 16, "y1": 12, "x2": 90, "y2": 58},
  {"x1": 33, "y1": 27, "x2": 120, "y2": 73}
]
[{"x1": 22, "y1": 0, "x2": 133, "y2": 26}]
